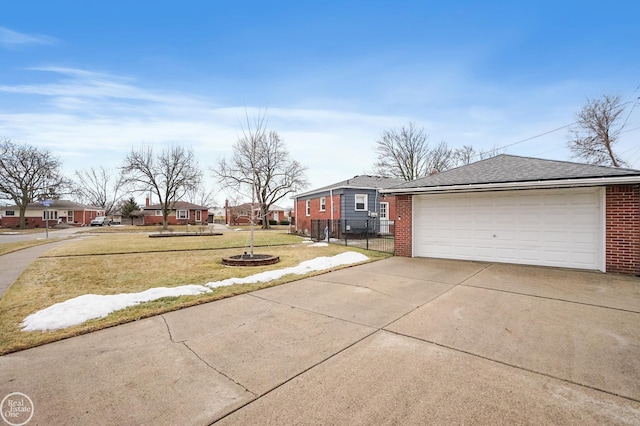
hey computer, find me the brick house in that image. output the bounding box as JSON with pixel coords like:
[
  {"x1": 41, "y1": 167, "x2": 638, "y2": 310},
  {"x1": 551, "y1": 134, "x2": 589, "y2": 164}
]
[
  {"x1": 224, "y1": 200, "x2": 287, "y2": 225},
  {"x1": 0, "y1": 200, "x2": 105, "y2": 228},
  {"x1": 141, "y1": 200, "x2": 209, "y2": 226},
  {"x1": 293, "y1": 175, "x2": 403, "y2": 237},
  {"x1": 383, "y1": 155, "x2": 640, "y2": 275}
]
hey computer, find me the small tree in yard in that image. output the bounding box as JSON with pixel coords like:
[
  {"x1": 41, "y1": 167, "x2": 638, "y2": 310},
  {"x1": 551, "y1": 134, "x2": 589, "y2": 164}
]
[
  {"x1": 120, "y1": 197, "x2": 139, "y2": 225},
  {"x1": 213, "y1": 111, "x2": 308, "y2": 230},
  {"x1": 122, "y1": 146, "x2": 202, "y2": 229},
  {"x1": 568, "y1": 95, "x2": 629, "y2": 167}
]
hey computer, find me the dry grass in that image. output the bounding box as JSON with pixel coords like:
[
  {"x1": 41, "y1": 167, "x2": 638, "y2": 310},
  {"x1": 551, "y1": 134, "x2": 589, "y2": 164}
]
[
  {"x1": 0, "y1": 240, "x2": 55, "y2": 256},
  {"x1": 44, "y1": 230, "x2": 302, "y2": 256},
  {"x1": 0, "y1": 228, "x2": 50, "y2": 235},
  {"x1": 0, "y1": 233, "x2": 390, "y2": 354}
]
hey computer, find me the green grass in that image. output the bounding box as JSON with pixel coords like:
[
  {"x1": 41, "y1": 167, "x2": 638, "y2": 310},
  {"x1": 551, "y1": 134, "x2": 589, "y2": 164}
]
[{"x1": 0, "y1": 231, "x2": 390, "y2": 354}]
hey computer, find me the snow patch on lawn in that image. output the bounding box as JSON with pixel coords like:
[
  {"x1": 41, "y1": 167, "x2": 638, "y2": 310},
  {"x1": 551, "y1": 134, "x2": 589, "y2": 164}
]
[
  {"x1": 307, "y1": 242, "x2": 328, "y2": 247},
  {"x1": 21, "y1": 252, "x2": 368, "y2": 332}
]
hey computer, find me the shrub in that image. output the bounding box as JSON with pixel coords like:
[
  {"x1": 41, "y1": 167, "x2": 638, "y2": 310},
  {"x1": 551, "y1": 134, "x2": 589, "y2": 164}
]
[
  {"x1": 279, "y1": 220, "x2": 290, "y2": 225},
  {"x1": 269, "y1": 219, "x2": 278, "y2": 225}
]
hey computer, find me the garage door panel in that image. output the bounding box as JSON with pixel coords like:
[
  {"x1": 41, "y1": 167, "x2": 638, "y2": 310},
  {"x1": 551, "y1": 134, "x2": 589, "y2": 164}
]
[{"x1": 414, "y1": 189, "x2": 603, "y2": 270}]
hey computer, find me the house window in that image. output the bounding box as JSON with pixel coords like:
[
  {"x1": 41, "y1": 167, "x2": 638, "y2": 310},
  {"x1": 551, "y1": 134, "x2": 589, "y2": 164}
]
[
  {"x1": 43, "y1": 210, "x2": 58, "y2": 220},
  {"x1": 68, "y1": 211, "x2": 74, "y2": 218},
  {"x1": 379, "y1": 202, "x2": 388, "y2": 220},
  {"x1": 319, "y1": 197, "x2": 326, "y2": 211},
  {"x1": 305, "y1": 200, "x2": 311, "y2": 216},
  {"x1": 177, "y1": 209, "x2": 189, "y2": 219},
  {"x1": 155, "y1": 210, "x2": 162, "y2": 216},
  {"x1": 195, "y1": 210, "x2": 202, "y2": 222},
  {"x1": 355, "y1": 194, "x2": 368, "y2": 211},
  {"x1": 5, "y1": 211, "x2": 15, "y2": 216}
]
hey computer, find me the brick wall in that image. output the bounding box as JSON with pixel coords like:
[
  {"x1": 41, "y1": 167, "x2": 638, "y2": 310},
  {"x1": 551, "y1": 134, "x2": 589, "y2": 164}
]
[
  {"x1": 295, "y1": 194, "x2": 341, "y2": 234},
  {"x1": 606, "y1": 185, "x2": 640, "y2": 275},
  {"x1": 394, "y1": 195, "x2": 413, "y2": 257}
]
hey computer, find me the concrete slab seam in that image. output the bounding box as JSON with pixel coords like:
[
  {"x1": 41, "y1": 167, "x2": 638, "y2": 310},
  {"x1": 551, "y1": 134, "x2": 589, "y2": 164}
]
[
  {"x1": 246, "y1": 292, "x2": 382, "y2": 330},
  {"x1": 460, "y1": 284, "x2": 640, "y2": 314},
  {"x1": 209, "y1": 328, "x2": 382, "y2": 425},
  {"x1": 161, "y1": 315, "x2": 257, "y2": 397},
  {"x1": 305, "y1": 276, "x2": 421, "y2": 303},
  {"x1": 383, "y1": 328, "x2": 640, "y2": 404}
]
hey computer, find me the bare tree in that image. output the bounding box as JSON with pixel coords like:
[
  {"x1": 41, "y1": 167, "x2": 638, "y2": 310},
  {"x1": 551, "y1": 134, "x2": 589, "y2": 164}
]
[
  {"x1": 425, "y1": 141, "x2": 453, "y2": 174},
  {"x1": 121, "y1": 146, "x2": 202, "y2": 229},
  {"x1": 374, "y1": 122, "x2": 454, "y2": 180},
  {"x1": 453, "y1": 145, "x2": 505, "y2": 167},
  {"x1": 184, "y1": 185, "x2": 217, "y2": 208},
  {"x1": 213, "y1": 112, "x2": 308, "y2": 230},
  {"x1": 73, "y1": 166, "x2": 125, "y2": 215},
  {"x1": 453, "y1": 145, "x2": 477, "y2": 167},
  {"x1": 568, "y1": 95, "x2": 628, "y2": 167},
  {"x1": 0, "y1": 139, "x2": 68, "y2": 228}
]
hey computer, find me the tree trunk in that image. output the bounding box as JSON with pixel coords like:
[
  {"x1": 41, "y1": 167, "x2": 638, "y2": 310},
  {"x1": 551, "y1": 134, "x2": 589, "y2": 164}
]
[{"x1": 19, "y1": 205, "x2": 27, "y2": 228}]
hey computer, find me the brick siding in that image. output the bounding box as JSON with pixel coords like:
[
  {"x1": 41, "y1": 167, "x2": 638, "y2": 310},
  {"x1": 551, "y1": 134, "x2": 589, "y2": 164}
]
[
  {"x1": 394, "y1": 195, "x2": 413, "y2": 257},
  {"x1": 606, "y1": 185, "x2": 640, "y2": 275}
]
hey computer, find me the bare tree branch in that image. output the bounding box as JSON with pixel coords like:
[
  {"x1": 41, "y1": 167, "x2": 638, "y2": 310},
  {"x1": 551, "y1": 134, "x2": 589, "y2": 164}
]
[
  {"x1": 121, "y1": 145, "x2": 202, "y2": 229},
  {"x1": 212, "y1": 111, "x2": 308, "y2": 229},
  {"x1": 374, "y1": 122, "x2": 454, "y2": 180},
  {"x1": 73, "y1": 166, "x2": 126, "y2": 215},
  {"x1": 0, "y1": 139, "x2": 69, "y2": 228},
  {"x1": 568, "y1": 95, "x2": 628, "y2": 167}
]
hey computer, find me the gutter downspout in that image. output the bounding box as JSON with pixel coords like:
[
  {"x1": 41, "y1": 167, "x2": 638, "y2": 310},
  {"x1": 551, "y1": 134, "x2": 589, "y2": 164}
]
[
  {"x1": 294, "y1": 197, "x2": 298, "y2": 233},
  {"x1": 330, "y1": 189, "x2": 334, "y2": 222}
]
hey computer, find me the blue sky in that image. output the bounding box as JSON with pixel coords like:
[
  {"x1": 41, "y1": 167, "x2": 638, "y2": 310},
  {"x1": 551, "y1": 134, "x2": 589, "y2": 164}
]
[{"x1": 1, "y1": 1, "x2": 639, "y2": 206}]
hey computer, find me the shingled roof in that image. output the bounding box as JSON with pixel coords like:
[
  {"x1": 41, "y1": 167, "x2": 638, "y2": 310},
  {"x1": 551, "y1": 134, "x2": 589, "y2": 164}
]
[
  {"x1": 296, "y1": 175, "x2": 404, "y2": 198},
  {"x1": 386, "y1": 155, "x2": 640, "y2": 193}
]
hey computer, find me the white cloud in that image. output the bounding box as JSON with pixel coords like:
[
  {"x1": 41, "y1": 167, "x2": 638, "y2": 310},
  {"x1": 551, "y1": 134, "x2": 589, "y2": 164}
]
[{"x1": 0, "y1": 26, "x2": 57, "y2": 49}]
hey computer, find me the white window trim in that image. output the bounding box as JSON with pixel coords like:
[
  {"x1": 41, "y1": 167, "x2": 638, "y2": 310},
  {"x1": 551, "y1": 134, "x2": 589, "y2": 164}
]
[
  {"x1": 177, "y1": 209, "x2": 189, "y2": 219},
  {"x1": 305, "y1": 200, "x2": 311, "y2": 216},
  {"x1": 319, "y1": 197, "x2": 326, "y2": 212},
  {"x1": 43, "y1": 210, "x2": 58, "y2": 220},
  {"x1": 155, "y1": 210, "x2": 162, "y2": 216},
  {"x1": 380, "y1": 202, "x2": 389, "y2": 219},
  {"x1": 355, "y1": 194, "x2": 368, "y2": 211}
]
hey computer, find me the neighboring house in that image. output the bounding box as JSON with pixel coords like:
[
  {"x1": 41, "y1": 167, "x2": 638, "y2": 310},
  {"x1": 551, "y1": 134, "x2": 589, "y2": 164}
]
[
  {"x1": 293, "y1": 175, "x2": 403, "y2": 236},
  {"x1": 224, "y1": 200, "x2": 288, "y2": 225},
  {"x1": 383, "y1": 154, "x2": 640, "y2": 275},
  {"x1": 141, "y1": 200, "x2": 209, "y2": 226},
  {"x1": 208, "y1": 206, "x2": 225, "y2": 224},
  {"x1": 0, "y1": 200, "x2": 105, "y2": 228}
]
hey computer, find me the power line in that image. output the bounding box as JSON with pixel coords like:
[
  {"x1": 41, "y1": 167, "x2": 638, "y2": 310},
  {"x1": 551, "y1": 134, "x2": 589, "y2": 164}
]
[{"x1": 476, "y1": 122, "x2": 576, "y2": 158}]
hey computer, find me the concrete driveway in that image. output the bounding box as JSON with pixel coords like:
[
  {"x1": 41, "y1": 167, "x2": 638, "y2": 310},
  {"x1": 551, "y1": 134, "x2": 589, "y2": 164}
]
[{"x1": 1, "y1": 257, "x2": 639, "y2": 425}]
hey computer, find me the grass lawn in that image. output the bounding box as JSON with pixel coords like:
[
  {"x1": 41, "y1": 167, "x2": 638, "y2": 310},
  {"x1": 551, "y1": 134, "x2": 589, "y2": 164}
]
[
  {"x1": 0, "y1": 230, "x2": 390, "y2": 354},
  {"x1": 0, "y1": 239, "x2": 55, "y2": 256}
]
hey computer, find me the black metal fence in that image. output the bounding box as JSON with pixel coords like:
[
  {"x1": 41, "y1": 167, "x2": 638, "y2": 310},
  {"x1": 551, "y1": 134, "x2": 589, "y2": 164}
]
[{"x1": 310, "y1": 219, "x2": 395, "y2": 254}]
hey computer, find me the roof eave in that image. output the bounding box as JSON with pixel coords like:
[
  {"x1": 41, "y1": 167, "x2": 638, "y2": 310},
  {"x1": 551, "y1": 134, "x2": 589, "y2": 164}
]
[{"x1": 382, "y1": 176, "x2": 640, "y2": 195}]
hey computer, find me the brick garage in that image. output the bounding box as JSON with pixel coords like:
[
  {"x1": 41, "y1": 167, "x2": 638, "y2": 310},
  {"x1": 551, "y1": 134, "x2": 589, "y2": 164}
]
[
  {"x1": 606, "y1": 185, "x2": 640, "y2": 275},
  {"x1": 386, "y1": 155, "x2": 640, "y2": 276}
]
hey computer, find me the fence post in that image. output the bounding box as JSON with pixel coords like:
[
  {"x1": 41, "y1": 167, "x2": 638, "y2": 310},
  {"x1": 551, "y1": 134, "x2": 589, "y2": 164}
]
[
  {"x1": 366, "y1": 219, "x2": 369, "y2": 250},
  {"x1": 344, "y1": 219, "x2": 348, "y2": 246}
]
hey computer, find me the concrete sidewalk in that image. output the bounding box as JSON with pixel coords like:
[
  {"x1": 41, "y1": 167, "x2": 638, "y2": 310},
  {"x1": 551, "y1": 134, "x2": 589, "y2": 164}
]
[
  {"x1": 1, "y1": 257, "x2": 639, "y2": 425},
  {"x1": 0, "y1": 240, "x2": 75, "y2": 299}
]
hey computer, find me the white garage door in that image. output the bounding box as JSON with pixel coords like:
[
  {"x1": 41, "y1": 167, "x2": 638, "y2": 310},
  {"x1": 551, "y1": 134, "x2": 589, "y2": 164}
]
[{"x1": 413, "y1": 188, "x2": 604, "y2": 271}]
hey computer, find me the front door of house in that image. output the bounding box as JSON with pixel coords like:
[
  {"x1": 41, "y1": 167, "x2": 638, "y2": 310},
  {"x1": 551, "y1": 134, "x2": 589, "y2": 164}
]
[{"x1": 380, "y1": 202, "x2": 389, "y2": 233}]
